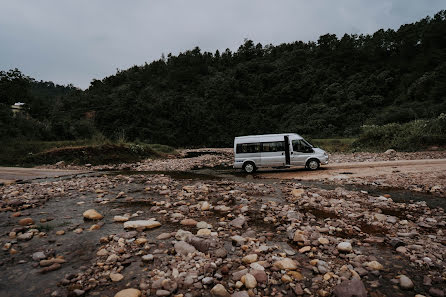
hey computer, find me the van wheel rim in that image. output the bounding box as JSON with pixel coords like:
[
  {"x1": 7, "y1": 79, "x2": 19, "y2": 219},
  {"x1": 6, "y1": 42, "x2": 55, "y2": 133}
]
[
  {"x1": 245, "y1": 164, "x2": 254, "y2": 173},
  {"x1": 309, "y1": 161, "x2": 318, "y2": 170}
]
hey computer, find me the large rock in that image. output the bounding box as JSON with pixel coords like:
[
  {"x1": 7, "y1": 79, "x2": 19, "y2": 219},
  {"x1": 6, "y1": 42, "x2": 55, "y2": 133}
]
[
  {"x1": 210, "y1": 284, "x2": 230, "y2": 297},
  {"x1": 242, "y1": 254, "x2": 258, "y2": 264},
  {"x1": 123, "y1": 219, "x2": 161, "y2": 230},
  {"x1": 180, "y1": 218, "x2": 198, "y2": 226},
  {"x1": 337, "y1": 242, "x2": 352, "y2": 253},
  {"x1": 241, "y1": 273, "x2": 257, "y2": 289},
  {"x1": 333, "y1": 279, "x2": 367, "y2": 297},
  {"x1": 399, "y1": 275, "x2": 414, "y2": 290},
  {"x1": 83, "y1": 209, "x2": 103, "y2": 220},
  {"x1": 230, "y1": 216, "x2": 246, "y2": 229},
  {"x1": 18, "y1": 218, "x2": 34, "y2": 226},
  {"x1": 273, "y1": 258, "x2": 298, "y2": 270},
  {"x1": 364, "y1": 261, "x2": 383, "y2": 271},
  {"x1": 174, "y1": 241, "x2": 197, "y2": 255},
  {"x1": 114, "y1": 288, "x2": 141, "y2": 297}
]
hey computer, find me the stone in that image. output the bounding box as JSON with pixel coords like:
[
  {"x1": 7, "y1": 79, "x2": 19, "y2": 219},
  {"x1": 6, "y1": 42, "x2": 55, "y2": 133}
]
[
  {"x1": 197, "y1": 229, "x2": 211, "y2": 236},
  {"x1": 18, "y1": 218, "x2": 34, "y2": 226},
  {"x1": 40, "y1": 258, "x2": 66, "y2": 267},
  {"x1": 232, "y1": 269, "x2": 249, "y2": 281},
  {"x1": 230, "y1": 235, "x2": 246, "y2": 246},
  {"x1": 291, "y1": 188, "x2": 305, "y2": 197},
  {"x1": 113, "y1": 216, "x2": 129, "y2": 222},
  {"x1": 210, "y1": 284, "x2": 230, "y2": 297},
  {"x1": 40, "y1": 263, "x2": 61, "y2": 273},
  {"x1": 241, "y1": 273, "x2": 257, "y2": 289},
  {"x1": 333, "y1": 279, "x2": 367, "y2": 297},
  {"x1": 142, "y1": 254, "x2": 154, "y2": 262},
  {"x1": 214, "y1": 248, "x2": 228, "y2": 258},
  {"x1": 174, "y1": 241, "x2": 196, "y2": 255},
  {"x1": 202, "y1": 277, "x2": 214, "y2": 285},
  {"x1": 180, "y1": 218, "x2": 198, "y2": 226},
  {"x1": 385, "y1": 149, "x2": 396, "y2": 155},
  {"x1": 251, "y1": 270, "x2": 267, "y2": 283},
  {"x1": 298, "y1": 246, "x2": 311, "y2": 253},
  {"x1": 364, "y1": 261, "x2": 383, "y2": 271},
  {"x1": 201, "y1": 201, "x2": 210, "y2": 211},
  {"x1": 32, "y1": 251, "x2": 46, "y2": 261},
  {"x1": 17, "y1": 232, "x2": 33, "y2": 241},
  {"x1": 83, "y1": 209, "x2": 103, "y2": 220},
  {"x1": 242, "y1": 254, "x2": 258, "y2": 264},
  {"x1": 114, "y1": 288, "x2": 142, "y2": 297},
  {"x1": 273, "y1": 258, "x2": 297, "y2": 270},
  {"x1": 318, "y1": 237, "x2": 329, "y2": 245},
  {"x1": 398, "y1": 275, "x2": 414, "y2": 290},
  {"x1": 56, "y1": 230, "x2": 65, "y2": 235},
  {"x1": 230, "y1": 216, "x2": 246, "y2": 229},
  {"x1": 96, "y1": 249, "x2": 108, "y2": 256},
  {"x1": 123, "y1": 219, "x2": 161, "y2": 230},
  {"x1": 157, "y1": 233, "x2": 172, "y2": 240},
  {"x1": 293, "y1": 231, "x2": 306, "y2": 242},
  {"x1": 337, "y1": 242, "x2": 353, "y2": 253},
  {"x1": 155, "y1": 290, "x2": 170, "y2": 296},
  {"x1": 110, "y1": 273, "x2": 124, "y2": 282},
  {"x1": 231, "y1": 292, "x2": 249, "y2": 297},
  {"x1": 429, "y1": 288, "x2": 444, "y2": 297}
]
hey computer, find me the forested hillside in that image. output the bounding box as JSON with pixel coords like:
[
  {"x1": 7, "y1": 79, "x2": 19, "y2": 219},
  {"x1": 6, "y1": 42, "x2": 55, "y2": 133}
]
[{"x1": 1, "y1": 10, "x2": 446, "y2": 147}]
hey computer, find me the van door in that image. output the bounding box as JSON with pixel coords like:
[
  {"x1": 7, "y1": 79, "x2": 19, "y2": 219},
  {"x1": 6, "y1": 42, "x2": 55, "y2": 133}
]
[
  {"x1": 260, "y1": 141, "x2": 286, "y2": 167},
  {"x1": 291, "y1": 139, "x2": 314, "y2": 166}
]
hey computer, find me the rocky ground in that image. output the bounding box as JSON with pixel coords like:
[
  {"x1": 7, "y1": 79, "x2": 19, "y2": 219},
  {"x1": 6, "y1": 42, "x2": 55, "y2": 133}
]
[{"x1": 1, "y1": 151, "x2": 445, "y2": 297}]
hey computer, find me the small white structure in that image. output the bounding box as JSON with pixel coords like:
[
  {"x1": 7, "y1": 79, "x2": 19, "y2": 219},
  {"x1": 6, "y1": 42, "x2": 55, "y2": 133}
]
[{"x1": 233, "y1": 133, "x2": 328, "y2": 173}]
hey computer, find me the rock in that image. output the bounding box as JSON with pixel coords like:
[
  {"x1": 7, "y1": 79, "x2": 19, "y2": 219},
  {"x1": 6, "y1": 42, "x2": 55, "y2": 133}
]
[
  {"x1": 242, "y1": 254, "x2": 258, "y2": 264},
  {"x1": 180, "y1": 218, "x2": 198, "y2": 226},
  {"x1": 429, "y1": 288, "x2": 444, "y2": 297},
  {"x1": 251, "y1": 269, "x2": 267, "y2": 283},
  {"x1": 73, "y1": 289, "x2": 85, "y2": 296},
  {"x1": 96, "y1": 249, "x2": 108, "y2": 256},
  {"x1": 123, "y1": 219, "x2": 161, "y2": 230},
  {"x1": 232, "y1": 269, "x2": 249, "y2": 281},
  {"x1": 230, "y1": 235, "x2": 246, "y2": 246},
  {"x1": 114, "y1": 288, "x2": 142, "y2": 297},
  {"x1": 157, "y1": 233, "x2": 172, "y2": 240},
  {"x1": 241, "y1": 273, "x2": 257, "y2": 289},
  {"x1": 231, "y1": 292, "x2": 249, "y2": 297},
  {"x1": 298, "y1": 246, "x2": 311, "y2": 253},
  {"x1": 142, "y1": 254, "x2": 154, "y2": 262},
  {"x1": 201, "y1": 201, "x2": 210, "y2": 211},
  {"x1": 18, "y1": 218, "x2": 34, "y2": 226},
  {"x1": 197, "y1": 228, "x2": 211, "y2": 236},
  {"x1": 210, "y1": 284, "x2": 231, "y2": 297},
  {"x1": 337, "y1": 242, "x2": 353, "y2": 253},
  {"x1": 40, "y1": 263, "x2": 61, "y2": 273},
  {"x1": 364, "y1": 261, "x2": 383, "y2": 271},
  {"x1": 155, "y1": 290, "x2": 170, "y2": 296},
  {"x1": 214, "y1": 248, "x2": 228, "y2": 258},
  {"x1": 32, "y1": 251, "x2": 46, "y2": 261},
  {"x1": 293, "y1": 231, "x2": 306, "y2": 242},
  {"x1": 56, "y1": 230, "x2": 65, "y2": 235},
  {"x1": 113, "y1": 216, "x2": 129, "y2": 222},
  {"x1": 273, "y1": 258, "x2": 297, "y2": 270},
  {"x1": 40, "y1": 258, "x2": 66, "y2": 267},
  {"x1": 230, "y1": 216, "x2": 246, "y2": 229},
  {"x1": 294, "y1": 284, "x2": 304, "y2": 295},
  {"x1": 385, "y1": 149, "x2": 396, "y2": 155},
  {"x1": 318, "y1": 237, "x2": 329, "y2": 245},
  {"x1": 175, "y1": 229, "x2": 193, "y2": 241},
  {"x1": 110, "y1": 273, "x2": 124, "y2": 282},
  {"x1": 188, "y1": 236, "x2": 211, "y2": 252},
  {"x1": 83, "y1": 209, "x2": 103, "y2": 220},
  {"x1": 202, "y1": 277, "x2": 214, "y2": 285},
  {"x1": 17, "y1": 232, "x2": 33, "y2": 241},
  {"x1": 398, "y1": 275, "x2": 414, "y2": 290},
  {"x1": 291, "y1": 188, "x2": 305, "y2": 197},
  {"x1": 174, "y1": 241, "x2": 196, "y2": 255},
  {"x1": 196, "y1": 221, "x2": 211, "y2": 229},
  {"x1": 333, "y1": 279, "x2": 367, "y2": 297}
]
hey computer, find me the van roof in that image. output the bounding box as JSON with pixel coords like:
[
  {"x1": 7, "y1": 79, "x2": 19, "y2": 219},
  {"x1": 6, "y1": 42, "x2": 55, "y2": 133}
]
[{"x1": 234, "y1": 133, "x2": 302, "y2": 143}]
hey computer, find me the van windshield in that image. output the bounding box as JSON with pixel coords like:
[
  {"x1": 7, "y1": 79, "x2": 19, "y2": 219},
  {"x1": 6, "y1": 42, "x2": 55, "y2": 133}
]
[{"x1": 301, "y1": 139, "x2": 313, "y2": 148}]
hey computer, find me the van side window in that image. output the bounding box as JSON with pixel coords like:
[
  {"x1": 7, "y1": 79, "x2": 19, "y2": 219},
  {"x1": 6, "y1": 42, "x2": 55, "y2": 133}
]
[
  {"x1": 262, "y1": 141, "x2": 285, "y2": 152},
  {"x1": 292, "y1": 140, "x2": 311, "y2": 152},
  {"x1": 236, "y1": 143, "x2": 261, "y2": 154}
]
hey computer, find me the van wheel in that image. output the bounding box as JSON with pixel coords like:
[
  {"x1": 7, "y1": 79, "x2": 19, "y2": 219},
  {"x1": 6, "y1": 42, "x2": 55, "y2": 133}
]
[
  {"x1": 306, "y1": 159, "x2": 320, "y2": 170},
  {"x1": 243, "y1": 162, "x2": 256, "y2": 173}
]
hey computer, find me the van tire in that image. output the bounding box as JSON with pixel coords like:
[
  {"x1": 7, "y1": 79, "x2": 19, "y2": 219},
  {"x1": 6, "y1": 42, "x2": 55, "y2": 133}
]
[
  {"x1": 306, "y1": 159, "x2": 320, "y2": 170},
  {"x1": 243, "y1": 162, "x2": 256, "y2": 173}
]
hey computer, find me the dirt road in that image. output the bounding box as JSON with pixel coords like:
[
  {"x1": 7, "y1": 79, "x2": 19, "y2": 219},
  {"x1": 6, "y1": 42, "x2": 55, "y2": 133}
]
[
  {"x1": 260, "y1": 158, "x2": 446, "y2": 181},
  {"x1": 0, "y1": 167, "x2": 89, "y2": 185}
]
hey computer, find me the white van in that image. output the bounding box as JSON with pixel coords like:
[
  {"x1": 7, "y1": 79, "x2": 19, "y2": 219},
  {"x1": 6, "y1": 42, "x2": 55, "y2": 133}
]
[{"x1": 233, "y1": 133, "x2": 328, "y2": 173}]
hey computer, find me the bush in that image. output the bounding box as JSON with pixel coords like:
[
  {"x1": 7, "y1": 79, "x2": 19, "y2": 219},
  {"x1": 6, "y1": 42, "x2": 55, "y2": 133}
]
[{"x1": 353, "y1": 114, "x2": 446, "y2": 151}]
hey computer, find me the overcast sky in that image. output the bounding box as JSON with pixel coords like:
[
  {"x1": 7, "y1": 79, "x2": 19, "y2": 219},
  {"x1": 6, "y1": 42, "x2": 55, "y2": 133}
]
[{"x1": 0, "y1": 0, "x2": 444, "y2": 89}]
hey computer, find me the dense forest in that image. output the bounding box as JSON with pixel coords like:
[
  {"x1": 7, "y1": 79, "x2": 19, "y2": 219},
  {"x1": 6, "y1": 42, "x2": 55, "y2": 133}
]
[{"x1": 1, "y1": 10, "x2": 446, "y2": 147}]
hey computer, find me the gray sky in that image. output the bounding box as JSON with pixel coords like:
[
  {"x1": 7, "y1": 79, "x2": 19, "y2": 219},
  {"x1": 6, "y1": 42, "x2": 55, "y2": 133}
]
[{"x1": 0, "y1": 0, "x2": 444, "y2": 89}]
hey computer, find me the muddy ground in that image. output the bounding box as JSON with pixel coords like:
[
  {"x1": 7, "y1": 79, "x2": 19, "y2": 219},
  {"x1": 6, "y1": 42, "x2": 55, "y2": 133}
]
[{"x1": 1, "y1": 150, "x2": 445, "y2": 297}]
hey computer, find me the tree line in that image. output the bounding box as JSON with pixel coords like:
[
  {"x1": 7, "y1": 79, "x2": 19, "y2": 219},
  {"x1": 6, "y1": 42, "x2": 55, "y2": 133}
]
[{"x1": 1, "y1": 10, "x2": 445, "y2": 147}]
